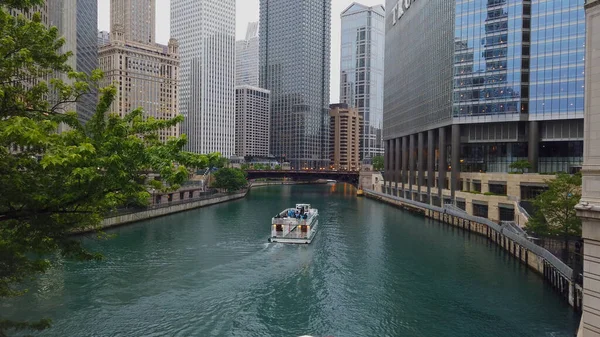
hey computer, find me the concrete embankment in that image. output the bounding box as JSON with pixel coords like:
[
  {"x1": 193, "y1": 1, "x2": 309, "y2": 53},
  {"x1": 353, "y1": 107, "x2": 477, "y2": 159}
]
[
  {"x1": 87, "y1": 180, "x2": 323, "y2": 233},
  {"x1": 364, "y1": 189, "x2": 583, "y2": 311},
  {"x1": 81, "y1": 192, "x2": 248, "y2": 233}
]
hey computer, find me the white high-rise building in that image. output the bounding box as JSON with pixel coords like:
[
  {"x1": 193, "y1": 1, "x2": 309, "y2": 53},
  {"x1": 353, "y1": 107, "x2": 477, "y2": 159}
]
[
  {"x1": 235, "y1": 85, "x2": 270, "y2": 157},
  {"x1": 171, "y1": 0, "x2": 236, "y2": 156},
  {"x1": 236, "y1": 22, "x2": 259, "y2": 87}
]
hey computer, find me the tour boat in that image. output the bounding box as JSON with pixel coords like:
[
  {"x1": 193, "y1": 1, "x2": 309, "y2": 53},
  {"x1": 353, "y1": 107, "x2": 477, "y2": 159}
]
[
  {"x1": 269, "y1": 204, "x2": 319, "y2": 244},
  {"x1": 356, "y1": 188, "x2": 365, "y2": 197}
]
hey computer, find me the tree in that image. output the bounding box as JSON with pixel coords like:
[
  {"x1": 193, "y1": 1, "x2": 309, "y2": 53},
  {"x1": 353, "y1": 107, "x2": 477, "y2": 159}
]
[
  {"x1": 207, "y1": 152, "x2": 228, "y2": 169},
  {"x1": 212, "y1": 168, "x2": 248, "y2": 192},
  {"x1": 0, "y1": 2, "x2": 212, "y2": 334},
  {"x1": 526, "y1": 173, "x2": 582, "y2": 250},
  {"x1": 372, "y1": 155, "x2": 384, "y2": 171},
  {"x1": 510, "y1": 160, "x2": 532, "y2": 174}
]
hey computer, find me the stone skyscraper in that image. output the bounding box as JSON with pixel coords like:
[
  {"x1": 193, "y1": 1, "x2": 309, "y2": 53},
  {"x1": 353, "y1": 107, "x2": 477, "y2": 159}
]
[
  {"x1": 340, "y1": 3, "x2": 385, "y2": 161},
  {"x1": 171, "y1": 0, "x2": 236, "y2": 156},
  {"x1": 99, "y1": 0, "x2": 180, "y2": 142},
  {"x1": 110, "y1": 0, "x2": 155, "y2": 44},
  {"x1": 236, "y1": 22, "x2": 259, "y2": 87},
  {"x1": 259, "y1": 0, "x2": 331, "y2": 169}
]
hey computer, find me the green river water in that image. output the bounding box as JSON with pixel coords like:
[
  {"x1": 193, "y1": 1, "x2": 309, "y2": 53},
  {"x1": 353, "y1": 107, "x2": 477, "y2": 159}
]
[{"x1": 3, "y1": 184, "x2": 580, "y2": 336}]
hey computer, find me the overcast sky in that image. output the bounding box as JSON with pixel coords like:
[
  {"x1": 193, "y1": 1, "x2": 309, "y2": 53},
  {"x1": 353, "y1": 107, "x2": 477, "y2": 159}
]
[{"x1": 98, "y1": 0, "x2": 385, "y2": 103}]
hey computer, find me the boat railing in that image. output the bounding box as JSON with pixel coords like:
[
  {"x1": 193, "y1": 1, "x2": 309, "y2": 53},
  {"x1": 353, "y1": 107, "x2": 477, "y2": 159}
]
[{"x1": 272, "y1": 218, "x2": 311, "y2": 226}]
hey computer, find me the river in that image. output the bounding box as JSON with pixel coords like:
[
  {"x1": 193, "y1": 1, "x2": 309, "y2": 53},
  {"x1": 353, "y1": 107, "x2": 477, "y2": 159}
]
[{"x1": 3, "y1": 184, "x2": 580, "y2": 336}]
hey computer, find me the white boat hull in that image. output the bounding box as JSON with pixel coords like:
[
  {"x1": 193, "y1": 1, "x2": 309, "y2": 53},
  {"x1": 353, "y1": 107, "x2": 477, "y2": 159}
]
[{"x1": 270, "y1": 220, "x2": 318, "y2": 245}]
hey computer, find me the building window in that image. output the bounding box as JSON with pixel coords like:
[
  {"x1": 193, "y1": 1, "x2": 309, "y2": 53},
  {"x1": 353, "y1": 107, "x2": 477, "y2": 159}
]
[
  {"x1": 473, "y1": 203, "x2": 489, "y2": 218},
  {"x1": 472, "y1": 181, "x2": 482, "y2": 193},
  {"x1": 489, "y1": 183, "x2": 507, "y2": 196},
  {"x1": 499, "y1": 206, "x2": 515, "y2": 222}
]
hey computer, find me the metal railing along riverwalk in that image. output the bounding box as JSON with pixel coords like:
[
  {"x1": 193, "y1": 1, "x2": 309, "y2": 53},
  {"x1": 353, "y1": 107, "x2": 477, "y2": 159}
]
[
  {"x1": 366, "y1": 189, "x2": 574, "y2": 280},
  {"x1": 106, "y1": 190, "x2": 228, "y2": 218}
]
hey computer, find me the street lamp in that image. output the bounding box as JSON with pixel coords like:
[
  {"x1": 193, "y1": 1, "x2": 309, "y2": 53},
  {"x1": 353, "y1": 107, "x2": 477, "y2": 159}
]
[{"x1": 152, "y1": 188, "x2": 156, "y2": 206}]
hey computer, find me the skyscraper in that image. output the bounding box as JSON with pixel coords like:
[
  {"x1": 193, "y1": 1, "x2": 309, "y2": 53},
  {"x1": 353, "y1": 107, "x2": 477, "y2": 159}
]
[
  {"x1": 45, "y1": 0, "x2": 97, "y2": 123},
  {"x1": 98, "y1": 30, "x2": 110, "y2": 47},
  {"x1": 340, "y1": 3, "x2": 385, "y2": 161},
  {"x1": 259, "y1": 0, "x2": 331, "y2": 170},
  {"x1": 236, "y1": 22, "x2": 259, "y2": 87},
  {"x1": 235, "y1": 85, "x2": 271, "y2": 157},
  {"x1": 75, "y1": 0, "x2": 98, "y2": 122},
  {"x1": 330, "y1": 103, "x2": 362, "y2": 171},
  {"x1": 99, "y1": 0, "x2": 180, "y2": 142},
  {"x1": 382, "y1": 0, "x2": 585, "y2": 221},
  {"x1": 110, "y1": 0, "x2": 155, "y2": 44},
  {"x1": 171, "y1": 0, "x2": 236, "y2": 156}
]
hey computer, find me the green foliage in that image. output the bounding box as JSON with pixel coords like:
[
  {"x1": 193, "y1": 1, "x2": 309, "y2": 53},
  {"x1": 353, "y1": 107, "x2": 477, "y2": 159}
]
[
  {"x1": 483, "y1": 192, "x2": 497, "y2": 196},
  {"x1": 274, "y1": 165, "x2": 281, "y2": 171},
  {"x1": 208, "y1": 153, "x2": 228, "y2": 169},
  {"x1": 372, "y1": 155, "x2": 384, "y2": 171},
  {"x1": 212, "y1": 168, "x2": 248, "y2": 192},
  {"x1": 509, "y1": 160, "x2": 532, "y2": 174},
  {"x1": 526, "y1": 173, "x2": 582, "y2": 237},
  {"x1": 0, "y1": 2, "x2": 216, "y2": 334}
]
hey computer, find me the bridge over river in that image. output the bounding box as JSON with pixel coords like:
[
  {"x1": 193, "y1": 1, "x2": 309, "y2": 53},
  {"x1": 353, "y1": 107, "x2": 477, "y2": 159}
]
[{"x1": 245, "y1": 169, "x2": 360, "y2": 186}]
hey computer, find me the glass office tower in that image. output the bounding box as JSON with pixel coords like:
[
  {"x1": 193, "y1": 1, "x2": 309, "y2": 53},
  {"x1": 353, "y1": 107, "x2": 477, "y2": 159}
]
[
  {"x1": 383, "y1": 0, "x2": 584, "y2": 206},
  {"x1": 76, "y1": 0, "x2": 98, "y2": 122},
  {"x1": 340, "y1": 3, "x2": 385, "y2": 161},
  {"x1": 236, "y1": 22, "x2": 259, "y2": 87},
  {"x1": 259, "y1": 0, "x2": 331, "y2": 169}
]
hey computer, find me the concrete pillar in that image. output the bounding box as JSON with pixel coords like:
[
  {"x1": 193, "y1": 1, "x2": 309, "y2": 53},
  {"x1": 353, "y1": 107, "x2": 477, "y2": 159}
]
[
  {"x1": 427, "y1": 129, "x2": 435, "y2": 204},
  {"x1": 528, "y1": 121, "x2": 539, "y2": 173},
  {"x1": 384, "y1": 140, "x2": 390, "y2": 184},
  {"x1": 451, "y1": 124, "x2": 461, "y2": 201},
  {"x1": 395, "y1": 138, "x2": 401, "y2": 193},
  {"x1": 438, "y1": 127, "x2": 447, "y2": 199},
  {"x1": 409, "y1": 134, "x2": 416, "y2": 200},
  {"x1": 418, "y1": 132, "x2": 425, "y2": 195},
  {"x1": 402, "y1": 136, "x2": 408, "y2": 198},
  {"x1": 390, "y1": 138, "x2": 396, "y2": 190},
  {"x1": 577, "y1": 2, "x2": 600, "y2": 336}
]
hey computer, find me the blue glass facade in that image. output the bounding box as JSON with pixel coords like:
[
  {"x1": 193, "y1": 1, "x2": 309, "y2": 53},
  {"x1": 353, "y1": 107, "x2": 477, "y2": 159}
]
[
  {"x1": 530, "y1": 0, "x2": 585, "y2": 118},
  {"x1": 453, "y1": 0, "x2": 528, "y2": 117},
  {"x1": 383, "y1": 0, "x2": 585, "y2": 203}
]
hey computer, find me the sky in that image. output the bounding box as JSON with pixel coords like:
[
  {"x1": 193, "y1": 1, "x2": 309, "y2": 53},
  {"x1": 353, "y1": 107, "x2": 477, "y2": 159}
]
[{"x1": 97, "y1": 0, "x2": 385, "y2": 104}]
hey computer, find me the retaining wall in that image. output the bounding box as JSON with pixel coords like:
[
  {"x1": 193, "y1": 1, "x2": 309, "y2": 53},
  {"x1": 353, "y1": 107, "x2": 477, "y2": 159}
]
[
  {"x1": 365, "y1": 189, "x2": 583, "y2": 310},
  {"x1": 87, "y1": 192, "x2": 247, "y2": 233}
]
